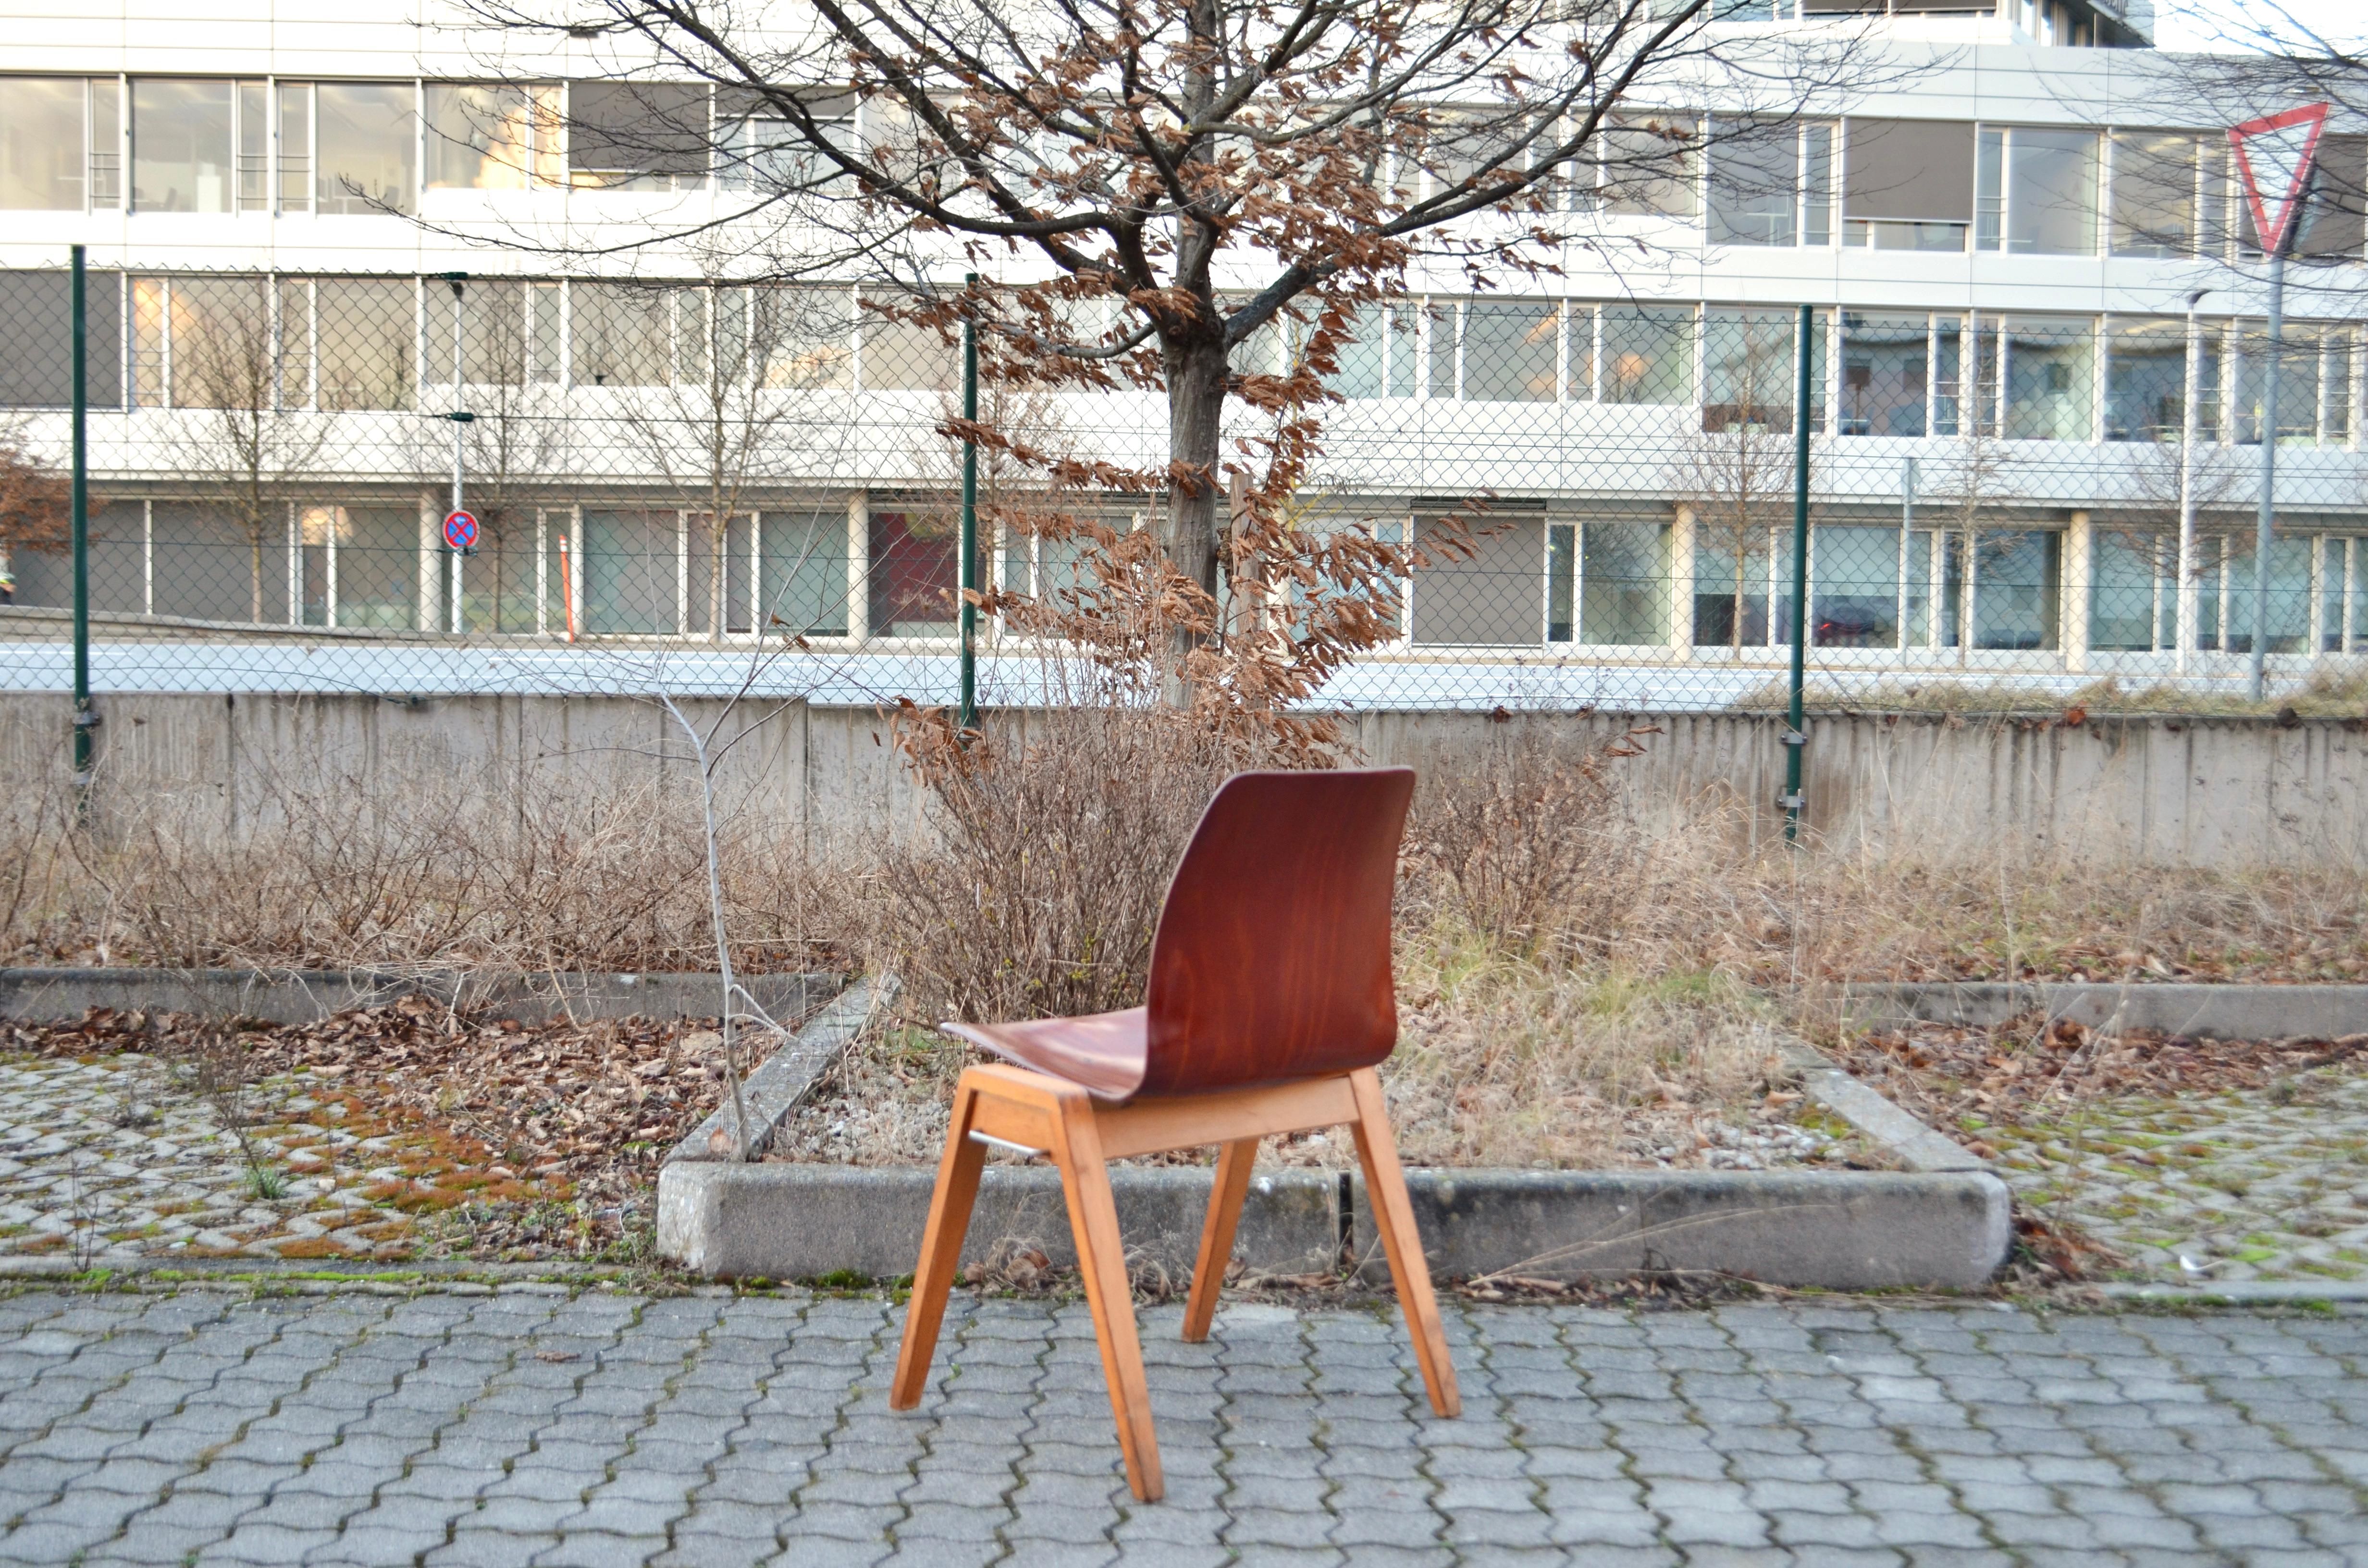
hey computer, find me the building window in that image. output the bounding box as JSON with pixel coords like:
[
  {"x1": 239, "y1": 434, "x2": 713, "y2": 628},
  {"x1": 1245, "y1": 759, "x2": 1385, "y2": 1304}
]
[
  {"x1": 426, "y1": 84, "x2": 563, "y2": 191},
  {"x1": 1839, "y1": 312, "x2": 1939, "y2": 437},
  {"x1": 0, "y1": 78, "x2": 95, "y2": 210},
  {"x1": 2089, "y1": 530, "x2": 2179, "y2": 654},
  {"x1": 131, "y1": 79, "x2": 234, "y2": 212},
  {"x1": 2233, "y1": 321, "x2": 2355, "y2": 446},
  {"x1": 1442, "y1": 300, "x2": 1559, "y2": 402},
  {"x1": 1564, "y1": 305, "x2": 1595, "y2": 401},
  {"x1": 868, "y1": 508, "x2": 958, "y2": 636},
  {"x1": 568, "y1": 83, "x2": 711, "y2": 191},
  {"x1": 581, "y1": 509, "x2": 681, "y2": 633},
  {"x1": 1412, "y1": 514, "x2": 1546, "y2": 647},
  {"x1": 423, "y1": 279, "x2": 564, "y2": 385},
  {"x1": 2193, "y1": 535, "x2": 2316, "y2": 653},
  {"x1": 277, "y1": 83, "x2": 311, "y2": 212},
  {"x1": 1997, "y1": 316, "x2": 2095, "y2": 440},
  {"x1": 758, "y1": 509, "x2": 850, "y2": 637},
  {"x1": 1707, "y1": 119, "x2": 1832, "y2": 246},
  {"x1": 315, "y1": 277, "x2": 415, "y2": 408},
  {"x1": 717, "y1": 89, "x2": 853, "y2": 195},
  {"x1": 122, "y1": 81, "x2": 312, "y2": 218},
  {"x1": 2103, "y1": 317, "x2": 2187, "y2": 441},
  {"x1": 1974, "y1": 126, "x2": 2099, "y2": 255},
  {"x1": 1941, "y1": 530, "x2": 2060, "y2": 649},
  {"x1": 1811, "y1": 526, "x2": 1907, "y2": 648},
  {"x1": 1702, "y1": 308, "x2": 1801, "y2": 433},
  {"x1": 1691, "y1": 524, "x2": 1794, "y2": 649},
  {"x1": 1841, "y1": 118, "x2": 1974, "y2": 250},
  {"x1": 1321, "y1": 304, "x2": 1417, "y2": 400},
  {"x1": 0, "y1": 270, "x2": 125, "y2": 407},
  {"x1": 1600, "y1": 305, "x2": 1694, "y2": 405},
  {"x1": 858, "y1": 304, "x2": 954, "y2": 392},
  {"x1": 1566, "y1": 520, "x2": 1671, "y2": 645},
  {"x1": 316, "y1": 83, "x2": 416, "y2": 215},
  {"x1": 2291, "y1": 135, "x2": 2368, "y2": 263},
  {"x1": 571, "y1": 282, "x2": 679, "y2": 387},
  {"x1": 1598, "y1": 114, "x2": 1699, "y2": 220},
  {"x1": 2108, "y1": 130, "x2": 2196, "y2": 257}
]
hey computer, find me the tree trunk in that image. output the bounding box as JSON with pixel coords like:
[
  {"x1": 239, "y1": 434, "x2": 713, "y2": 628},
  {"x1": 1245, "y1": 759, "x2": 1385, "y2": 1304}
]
[
  {"x1": 1730, "y1": 530, "x2": 1746, "y2": 651},
  {"x1": 1160, "y1": 331, "x2": 1229, "y2": 706},
  {"x1": 710, "y1": 519, "x2": 727, "y2": 645}
]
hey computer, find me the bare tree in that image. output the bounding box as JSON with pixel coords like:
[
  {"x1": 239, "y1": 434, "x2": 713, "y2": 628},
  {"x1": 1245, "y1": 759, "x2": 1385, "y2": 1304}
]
[
  {"x1": 1674, "y1": 313, "x2": 1793, "y2": 650},
  {"x1": 601, "y1": 278, "x2": 852, "y2": 643},
  {"x1": 457, "y1": 0, "x2": 1886, "y2": 712},
  {"x1": 1926, "y1": 431, "x2": 2020, "y2": 667},
  {"x1": 167, "y1": 277, "x2": 330, "y2": 625},
  {"x1": 0, "y1": 426, "x2": 70, "y2": 602},
  {"x1": 2109, "y1": 424, "x2": 2255, "y2": 661}
]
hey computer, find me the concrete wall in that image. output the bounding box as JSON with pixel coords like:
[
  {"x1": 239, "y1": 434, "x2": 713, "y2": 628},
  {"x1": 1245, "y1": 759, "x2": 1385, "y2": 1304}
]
[{"x1": 2, "y1": 692, "x2": 2362, "y2": 866}]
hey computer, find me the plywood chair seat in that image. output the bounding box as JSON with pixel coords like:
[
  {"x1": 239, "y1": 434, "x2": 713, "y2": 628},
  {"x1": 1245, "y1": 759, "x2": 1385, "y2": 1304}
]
[
  {"x1": 944, "y1": 1007, "x2": 1149, "y2": 1101},
  {"x1": 890, "y1": 769, "x2": 1460, "y2": 1504}
]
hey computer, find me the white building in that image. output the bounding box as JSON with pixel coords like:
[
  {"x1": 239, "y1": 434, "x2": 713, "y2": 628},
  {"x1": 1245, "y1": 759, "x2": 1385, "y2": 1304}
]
[{"x1": 1, "y1": 0, "x2": 2362, "y2": 706}]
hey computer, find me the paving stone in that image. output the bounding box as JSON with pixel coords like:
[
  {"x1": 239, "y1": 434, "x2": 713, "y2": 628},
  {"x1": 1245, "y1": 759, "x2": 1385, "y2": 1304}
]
[
  {"x1": 0, "y1": 1289, "x2": 2362, "y2": 1566},
  {"x1": 1982, "y1": 1058, "x2": 2368, "y2": 1286}
]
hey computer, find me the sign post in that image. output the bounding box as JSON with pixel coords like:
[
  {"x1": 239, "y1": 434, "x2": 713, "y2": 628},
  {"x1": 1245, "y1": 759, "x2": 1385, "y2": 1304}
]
[
  {"x1": 432, "y1": 273, "x2": 471, "y2": 633},
  {"x1": 2228, "y1": 103, "x2": 2328, "y2": 700}
]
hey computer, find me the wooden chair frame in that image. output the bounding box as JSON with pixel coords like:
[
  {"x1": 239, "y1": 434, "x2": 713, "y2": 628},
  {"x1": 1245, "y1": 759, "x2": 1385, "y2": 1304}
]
[{"x1": 888, "y1": 1060, "x2": 1460, "y2": 1503}]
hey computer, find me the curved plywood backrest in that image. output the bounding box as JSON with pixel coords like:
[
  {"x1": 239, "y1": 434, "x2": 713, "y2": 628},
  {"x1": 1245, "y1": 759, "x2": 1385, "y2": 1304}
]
[{"x1": 1139, "y1": 768, "x2": 1415, "y2": 1098}]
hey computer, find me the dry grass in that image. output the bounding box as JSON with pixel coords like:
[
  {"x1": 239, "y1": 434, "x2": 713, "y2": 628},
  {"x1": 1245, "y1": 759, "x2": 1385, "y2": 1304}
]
[
  {"x1": 7, "y1": 706, "x2": 2367, "y2": 1174},
  {"x1": 0, "y1": 760, "x2": 842, "y2": 977},
  {"x1": 1382, "y1": 933, "x2": 1794, "y2": 1168},
  {"x1": 787, "y1": 708, "x2": 2368, "y2": 1167}
]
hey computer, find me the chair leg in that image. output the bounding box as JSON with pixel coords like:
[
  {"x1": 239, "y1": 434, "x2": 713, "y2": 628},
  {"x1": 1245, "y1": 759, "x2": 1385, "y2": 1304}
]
[
  {"x1": 891, "y1": 1076, "x2": 987, "y2": 1411},
  {"x1": 1050, "y1": 1095, "x2": 1164, "y2": 1503},
  {"x1": 1346, "y1": 1067, "x2": 1460, "y2": 1419},
  {"x1": 1183, "y1": 1137, "x2": 1258, "y2": 1344}
]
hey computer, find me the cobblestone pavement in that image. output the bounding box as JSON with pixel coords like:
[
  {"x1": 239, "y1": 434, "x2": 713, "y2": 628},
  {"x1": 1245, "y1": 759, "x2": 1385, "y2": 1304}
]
[
  {"x1": 0, "y1": 1053, "x2": 506, "y2": 1265},
  {"x1": 0, "y1": 1286, "x2": 2361, "y2": 1567},
  {"x1": 1984, "y1": 1063, "x2": 2368, "y2": 1287}
]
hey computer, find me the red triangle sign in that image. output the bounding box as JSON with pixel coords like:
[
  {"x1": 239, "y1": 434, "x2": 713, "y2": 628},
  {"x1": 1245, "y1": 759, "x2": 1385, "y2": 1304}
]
[{"x1": 2229, "y1": 103, "x2": 2331, "y2": 256}]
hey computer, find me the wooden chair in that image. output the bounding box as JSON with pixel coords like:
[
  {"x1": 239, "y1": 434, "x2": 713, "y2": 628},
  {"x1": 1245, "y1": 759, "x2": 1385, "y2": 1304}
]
[{"x1": 888, "y1": 767, "x2": 1459, "y2": 1502}]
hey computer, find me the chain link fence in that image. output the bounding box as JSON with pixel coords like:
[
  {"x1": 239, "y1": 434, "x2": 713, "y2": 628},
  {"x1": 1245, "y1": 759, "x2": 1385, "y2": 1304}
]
[{"x1": 3, "y1": 265, "x2": 2365, "y2": 715}]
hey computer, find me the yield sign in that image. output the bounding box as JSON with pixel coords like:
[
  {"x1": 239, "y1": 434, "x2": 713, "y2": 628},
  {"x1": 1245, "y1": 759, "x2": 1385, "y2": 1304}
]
[{"x1": 2229, "y1": 102, "x2": 2331, "y2": 255}]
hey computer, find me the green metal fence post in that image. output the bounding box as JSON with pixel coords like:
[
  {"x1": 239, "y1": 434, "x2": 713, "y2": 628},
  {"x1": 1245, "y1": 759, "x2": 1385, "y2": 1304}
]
[
  {"x1": 959, "y1": 273, "x2": 980, "y2": 734},
  {"x1": 1783, "y1": 301, "x2": 1813, "y2": 846},
  {"x1": 70, "y1": 245, "x2": 94, "y2": 818}
]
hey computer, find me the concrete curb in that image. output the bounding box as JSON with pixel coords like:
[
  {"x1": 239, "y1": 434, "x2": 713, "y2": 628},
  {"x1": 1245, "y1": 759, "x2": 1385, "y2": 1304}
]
[
  {"x1": 656, "y1": 1163, "x2": 1343, "y2": 1282},
  {"x1": 1346, "y1": 1169, "x2": 2010, "y2": 1290},
  {"x1": 0, "y1": 968, "x2": 839, "y2": 1027},
  {"x1": 653, "y1": 1160, "x2": 2011, "y2": 1290},
  {"x1": 1782, "y1": 1037, "x2": 1988, "y2": 1174},
  {"x1": 666, "y1": 976, "x2": 885, "y2": 1163},
  {"x1": 654, "y1": 1008, "x2": 2015, "y2": 1289},
  {"x1": 1840, "y1": 981, "x2": 2368, "y2": 1040}
]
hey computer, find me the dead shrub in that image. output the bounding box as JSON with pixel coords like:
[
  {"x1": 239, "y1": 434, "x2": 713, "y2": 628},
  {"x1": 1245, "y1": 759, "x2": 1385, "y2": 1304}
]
[
  {"x1": 863, "y1": 706, "x2": 1273, "y2": 1028},
  {"x1": 1400, "y1": 720, "x2": 1658, "y2": 959},
  {"x1": 5, "y1": 758, "x2": 835, "y2": 975}
]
